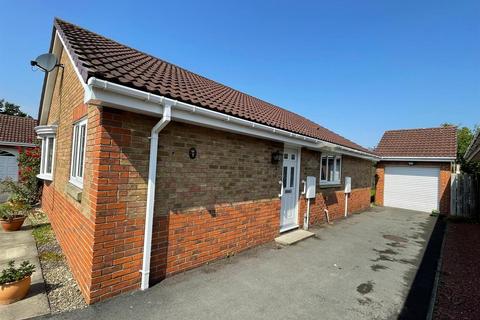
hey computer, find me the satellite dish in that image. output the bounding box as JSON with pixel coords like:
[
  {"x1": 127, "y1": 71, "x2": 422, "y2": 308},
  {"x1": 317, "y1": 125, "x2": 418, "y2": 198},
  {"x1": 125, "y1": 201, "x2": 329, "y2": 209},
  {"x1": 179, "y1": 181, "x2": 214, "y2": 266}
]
[{"x1": 30, "y1": 53, "x2": 59, "y2": 72}]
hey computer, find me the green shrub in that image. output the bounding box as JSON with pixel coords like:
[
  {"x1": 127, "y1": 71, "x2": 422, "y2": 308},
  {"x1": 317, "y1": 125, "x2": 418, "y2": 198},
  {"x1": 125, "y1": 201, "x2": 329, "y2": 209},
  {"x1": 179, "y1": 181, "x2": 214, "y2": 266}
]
[
  {"x1": 0, "y1": 260, "x2": 35, "y2": 285},
  {"x1": 0, "y1": 202, "x2": 30, "y2": 221}
]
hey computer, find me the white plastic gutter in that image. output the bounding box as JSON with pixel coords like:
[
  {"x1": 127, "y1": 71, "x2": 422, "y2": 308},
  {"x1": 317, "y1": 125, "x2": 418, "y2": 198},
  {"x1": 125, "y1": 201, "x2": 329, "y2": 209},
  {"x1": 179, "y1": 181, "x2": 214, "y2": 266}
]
[
  {"x1": 85, "y1": 77, "x2": 380, "y2": 162},
  {"x1": 140, "y1": 102, "x2": 172, "y2": 290}
]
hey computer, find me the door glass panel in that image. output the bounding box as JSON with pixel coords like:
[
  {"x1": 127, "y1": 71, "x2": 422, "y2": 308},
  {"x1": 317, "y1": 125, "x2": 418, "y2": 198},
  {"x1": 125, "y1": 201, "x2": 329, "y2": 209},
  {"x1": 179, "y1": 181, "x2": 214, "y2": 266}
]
[
  {"x1": 290, "y1": 166, "x2": 295, "y2": 188},
  {"x1": 283, "y1": 166, "x2": 288, "y2": 188}
]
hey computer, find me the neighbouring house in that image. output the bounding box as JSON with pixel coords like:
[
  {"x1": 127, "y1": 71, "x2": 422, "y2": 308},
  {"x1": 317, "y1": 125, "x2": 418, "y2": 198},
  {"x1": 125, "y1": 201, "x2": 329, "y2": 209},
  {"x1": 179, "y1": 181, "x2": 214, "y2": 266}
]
[
  {"x1": 34, "y1": 18, "x2": 378, "y2": 304},
  {"x1": 374, "y1": 126, "x2": 457, "y2": 213},
  {"x1": 465, "y1": 130, "x2": 480, "y2": 162},
  {"x1": 0, "y1": 114, "x2": 37, "y2": 201}
]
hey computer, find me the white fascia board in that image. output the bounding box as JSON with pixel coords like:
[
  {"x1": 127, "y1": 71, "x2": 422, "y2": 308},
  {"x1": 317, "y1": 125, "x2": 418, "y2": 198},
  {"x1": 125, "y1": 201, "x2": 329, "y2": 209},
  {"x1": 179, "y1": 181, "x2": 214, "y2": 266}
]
[
  {"x1": 380, "y1": 157, "x2": 456, "y2": 162},
  {"x1": 39, "y1": 30, "x2": 90, "y2": 125},
  {"x1": 173, "y1": 108, "x2": 319, "y2": 148},
  {"x1": 85, "y1": 77, "x2": 379, "y2": 160},
  {"x1": 55, "y1": 30, "x2": 87, "y2": 91},
  {"x1": 0, "y1": 141, "x2": 36, "y2": 147}
]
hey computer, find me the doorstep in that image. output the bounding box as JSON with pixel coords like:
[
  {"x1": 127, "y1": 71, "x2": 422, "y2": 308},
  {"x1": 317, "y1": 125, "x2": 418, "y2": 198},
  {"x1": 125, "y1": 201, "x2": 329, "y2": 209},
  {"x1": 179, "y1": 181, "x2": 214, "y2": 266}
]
[
  {"x1": 0, "y1": 221, "x2": 50, "y2": 320},
  {"x1": 275, "y1": 229, "x2": 315, "y2": 245}
]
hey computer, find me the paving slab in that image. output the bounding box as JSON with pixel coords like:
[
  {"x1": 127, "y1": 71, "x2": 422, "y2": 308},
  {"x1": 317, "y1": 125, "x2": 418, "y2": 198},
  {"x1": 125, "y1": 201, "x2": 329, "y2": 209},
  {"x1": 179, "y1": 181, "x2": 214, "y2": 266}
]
[
  {"x1": 275, "y1": 229, "x2": 315, "y2": 245},
  {"x1": 0, "y1": 222, "x2": 50, "y2": 320}
]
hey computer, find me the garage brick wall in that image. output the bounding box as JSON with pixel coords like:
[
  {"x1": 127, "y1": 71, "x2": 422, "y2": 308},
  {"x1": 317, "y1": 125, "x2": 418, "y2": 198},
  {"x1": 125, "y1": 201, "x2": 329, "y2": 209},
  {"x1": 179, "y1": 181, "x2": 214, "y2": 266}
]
[{"x1": 375, "y1": 161, "x2": 452, "y2": 214}]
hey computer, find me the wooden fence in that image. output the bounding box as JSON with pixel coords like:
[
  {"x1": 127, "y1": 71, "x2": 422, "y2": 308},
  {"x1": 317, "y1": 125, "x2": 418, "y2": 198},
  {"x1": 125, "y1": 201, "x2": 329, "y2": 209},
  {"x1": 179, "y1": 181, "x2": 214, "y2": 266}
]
[{"x1": 451, "y1": 173, "x2": 480, "y2": 218}]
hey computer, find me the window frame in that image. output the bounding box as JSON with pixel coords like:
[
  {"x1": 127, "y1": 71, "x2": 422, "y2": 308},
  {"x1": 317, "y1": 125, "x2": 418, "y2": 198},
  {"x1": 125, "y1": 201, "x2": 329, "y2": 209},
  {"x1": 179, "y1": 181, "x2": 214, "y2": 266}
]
[
  {"x1": 35, "y1": 125, "x2": 58, "y2": 181},
  {"x1": 69, "y1": 118, "x2": 88, "y2": 189},
  {"x1": 320, "y1": 154, "x2": 342, "y2": 185}
]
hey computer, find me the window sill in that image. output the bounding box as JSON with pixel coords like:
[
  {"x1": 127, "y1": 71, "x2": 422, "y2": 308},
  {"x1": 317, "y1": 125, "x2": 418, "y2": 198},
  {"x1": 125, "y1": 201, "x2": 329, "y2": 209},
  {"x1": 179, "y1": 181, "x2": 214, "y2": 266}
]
[
  {"x1": 319, "y1": 183, "x2": 342, "y2": 189},
  {"x1": 37, "y1": 174, "x2": 53, "y2": 181},
  {"x1": 66, "y1": 182, "x2": 82, "y2": 202},
  {"x1": 69, "y1": 179, "x2": 83, "y2": 190}
]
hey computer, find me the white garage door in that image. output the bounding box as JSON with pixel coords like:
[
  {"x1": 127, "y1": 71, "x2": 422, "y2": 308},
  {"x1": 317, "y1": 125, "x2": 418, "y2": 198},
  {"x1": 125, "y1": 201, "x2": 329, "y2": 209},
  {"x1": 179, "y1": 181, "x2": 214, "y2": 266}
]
[
  {"x1": 384, "y1": 166, "x2": 439, "y2": 212},
  {"x1": 0, "y1": 151, "x2": 19, "y2": 182}
]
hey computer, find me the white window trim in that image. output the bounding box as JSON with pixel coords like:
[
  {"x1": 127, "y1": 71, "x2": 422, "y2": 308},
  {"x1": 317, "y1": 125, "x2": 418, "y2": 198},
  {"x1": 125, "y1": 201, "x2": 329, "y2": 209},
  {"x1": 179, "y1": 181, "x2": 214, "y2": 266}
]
[
  {"x1": 35, "y1": 125, "x2": 58, "y2": 181},
  {"x1": 69, "y1": 118, "x2": 88, "y2": 189},
  {"x1": 320, "y1": 154, "x2": 342, "y2": 185}
]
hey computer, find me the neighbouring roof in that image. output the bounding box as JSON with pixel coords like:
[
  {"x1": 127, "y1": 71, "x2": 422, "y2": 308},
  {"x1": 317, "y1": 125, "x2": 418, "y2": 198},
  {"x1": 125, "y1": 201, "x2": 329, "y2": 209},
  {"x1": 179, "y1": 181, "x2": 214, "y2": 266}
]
[
  {"x1": 53, "y1": 18, "x2": 372, "y2": 154},
  {"x1": 375, "y1": 126, "x2": 457, "y2": 158},
  {"x1": 0, "y1": 114, "x2": 37, "y2": 145}
]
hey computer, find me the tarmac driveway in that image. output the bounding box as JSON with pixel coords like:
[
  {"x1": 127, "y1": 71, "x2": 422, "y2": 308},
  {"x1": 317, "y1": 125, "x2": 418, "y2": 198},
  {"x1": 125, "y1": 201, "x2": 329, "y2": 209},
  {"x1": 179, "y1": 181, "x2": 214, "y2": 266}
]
[{"x1": 42, "y1": 207, "x2": 436, "y2": 320}]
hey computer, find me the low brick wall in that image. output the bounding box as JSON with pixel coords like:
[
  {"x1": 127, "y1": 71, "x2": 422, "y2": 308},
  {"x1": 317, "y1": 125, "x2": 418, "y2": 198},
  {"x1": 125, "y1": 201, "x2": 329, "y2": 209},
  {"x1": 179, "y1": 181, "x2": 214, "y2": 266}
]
[
  {"x1": 149, "y1": 198, "x2": 280, "y2": 282},
  {"x1": 299, "y1": 187, "x2": 371, "y2": 226}
]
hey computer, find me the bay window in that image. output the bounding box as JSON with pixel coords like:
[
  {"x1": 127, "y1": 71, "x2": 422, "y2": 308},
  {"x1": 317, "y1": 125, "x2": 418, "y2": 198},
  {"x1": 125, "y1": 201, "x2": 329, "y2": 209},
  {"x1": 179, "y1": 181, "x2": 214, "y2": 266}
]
[
  {"x1": 320, "y1": 154, "x2": 342, "y2": 185},
  {"x1": 70, "y1": 118, "x2": 87, "y2": 188},
  {"x1": 35, "y1": 125, "x2": 57, "y2": 181}
]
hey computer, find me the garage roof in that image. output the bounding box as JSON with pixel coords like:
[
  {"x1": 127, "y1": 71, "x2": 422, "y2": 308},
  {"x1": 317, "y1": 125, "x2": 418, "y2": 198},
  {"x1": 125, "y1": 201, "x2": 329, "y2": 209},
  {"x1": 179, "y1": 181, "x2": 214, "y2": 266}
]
[
  {"x1": 53, "y1": 18, "x2": 372, "y2": 154},
  {"x1": 0, "y1": 114, "x2": 37, "y2": 145},
  {"x1": 375, "y1": 126, "x2": 457, "y2": 159}
]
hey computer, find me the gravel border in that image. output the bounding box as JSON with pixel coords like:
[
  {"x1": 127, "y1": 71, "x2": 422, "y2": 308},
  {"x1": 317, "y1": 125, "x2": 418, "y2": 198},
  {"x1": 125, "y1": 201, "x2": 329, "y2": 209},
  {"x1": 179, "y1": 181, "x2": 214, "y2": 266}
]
[{"x1": 29, "y1": 210, "x2": 87, "y2": 314}]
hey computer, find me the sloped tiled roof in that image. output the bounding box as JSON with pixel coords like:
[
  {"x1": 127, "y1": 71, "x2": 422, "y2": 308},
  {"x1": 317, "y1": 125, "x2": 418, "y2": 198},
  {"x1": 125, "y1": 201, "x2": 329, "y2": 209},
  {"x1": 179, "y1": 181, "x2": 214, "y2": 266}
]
[
  {"x1": 375, "y1": 126, "x2": 457, "y2": 158},
  {"x1": 53, "y1": 18, "x2": 372, "y2": 154},
  {"x1": 0, "y1": 114, "x2": 37, "y2": 145}
]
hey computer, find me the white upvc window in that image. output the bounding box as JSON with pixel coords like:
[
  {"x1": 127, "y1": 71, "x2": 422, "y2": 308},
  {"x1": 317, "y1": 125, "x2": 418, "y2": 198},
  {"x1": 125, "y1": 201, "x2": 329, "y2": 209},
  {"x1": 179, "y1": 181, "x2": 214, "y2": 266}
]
[
  {"x1": 35, "y1": 125, "x2": 58, "y2": 181},
  {"x1": 70, "y1": 118, "x2": 87, "y2": 188},
  {"x1": 320, "y1": 154, "x2": 342, "y2": 185}
]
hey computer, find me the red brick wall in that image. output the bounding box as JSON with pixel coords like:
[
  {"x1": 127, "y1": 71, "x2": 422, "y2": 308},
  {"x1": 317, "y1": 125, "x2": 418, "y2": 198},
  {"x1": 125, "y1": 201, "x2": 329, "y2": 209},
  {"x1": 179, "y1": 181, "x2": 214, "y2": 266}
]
[
  {"x1": 298, "y1": 187, "x2": 371, "y2": 226},
  {"x1": 41, "y1": 184, "x2": 95, "y2": 300},
  {"x1": 375, "y1": 161, "x2": 451, "y2": 214},
  {"x1": 150, "y1": 199, "x2": 280, "y2": 282}
]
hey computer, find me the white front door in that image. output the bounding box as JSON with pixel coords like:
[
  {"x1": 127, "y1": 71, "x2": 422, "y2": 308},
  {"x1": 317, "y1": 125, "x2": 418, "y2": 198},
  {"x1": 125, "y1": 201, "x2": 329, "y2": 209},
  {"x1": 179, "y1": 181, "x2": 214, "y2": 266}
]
[
  {"x1": 280, "y1": 148, "x2": 299, "y2": 232},
  {"x1": 384, "y1": 166, "x2": 440, "y2": 212}
]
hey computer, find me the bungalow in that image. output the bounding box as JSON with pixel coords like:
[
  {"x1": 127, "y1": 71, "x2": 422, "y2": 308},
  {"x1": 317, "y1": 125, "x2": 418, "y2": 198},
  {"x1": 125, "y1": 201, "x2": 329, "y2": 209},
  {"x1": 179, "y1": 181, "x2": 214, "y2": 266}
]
[
  {"x1": 0, "y1": 114, "x2": 37, "y2": 201},
  {"x1": 374, "y1": 127, "x2": 456, "y2": 213},
  {"x1": 35, "y1": 18, "x2": 378, "y2": 303}
]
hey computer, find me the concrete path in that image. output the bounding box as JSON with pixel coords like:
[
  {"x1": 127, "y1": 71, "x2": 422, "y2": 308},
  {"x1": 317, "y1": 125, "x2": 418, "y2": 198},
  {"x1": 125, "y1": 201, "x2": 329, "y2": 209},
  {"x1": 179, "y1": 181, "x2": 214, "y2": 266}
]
[
  {"x1": 41, "y1": 207, "x2": 435, "y2": 320},
  {"x1": 0, "y1": 222, "x2": 50, "y2": 320}
]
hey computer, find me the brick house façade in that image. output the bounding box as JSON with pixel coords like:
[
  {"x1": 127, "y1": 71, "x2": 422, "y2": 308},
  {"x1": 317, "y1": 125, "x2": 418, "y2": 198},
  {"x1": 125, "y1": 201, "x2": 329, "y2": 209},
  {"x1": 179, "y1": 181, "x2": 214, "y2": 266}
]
[{"x1": 34, "y1": 18, "x2": 378, "y2": 304}]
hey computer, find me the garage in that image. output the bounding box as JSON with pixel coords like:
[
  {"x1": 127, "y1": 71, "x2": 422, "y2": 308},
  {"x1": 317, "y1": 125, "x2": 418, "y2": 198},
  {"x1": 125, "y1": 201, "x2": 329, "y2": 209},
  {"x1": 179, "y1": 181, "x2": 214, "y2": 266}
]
[
  {"x1": 384, "y1": 166, "x2": 439, "y2": 212},
  {"x1": 0, "y1": 150, "x2": 19, "y2": 182}
]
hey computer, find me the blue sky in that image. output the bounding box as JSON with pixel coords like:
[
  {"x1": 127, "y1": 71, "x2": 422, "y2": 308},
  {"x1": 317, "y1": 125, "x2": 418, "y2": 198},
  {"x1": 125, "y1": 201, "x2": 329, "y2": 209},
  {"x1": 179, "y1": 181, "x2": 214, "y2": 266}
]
[{"x1": 1, "y1": 0, "x2": 479, "y2": 148}]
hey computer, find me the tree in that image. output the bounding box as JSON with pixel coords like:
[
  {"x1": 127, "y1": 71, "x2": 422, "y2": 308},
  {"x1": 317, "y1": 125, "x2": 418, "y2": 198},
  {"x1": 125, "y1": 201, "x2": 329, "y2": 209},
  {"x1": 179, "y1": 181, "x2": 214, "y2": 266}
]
[{"x1": 0, "y1": 99, "x2": 29, "y2": 117}]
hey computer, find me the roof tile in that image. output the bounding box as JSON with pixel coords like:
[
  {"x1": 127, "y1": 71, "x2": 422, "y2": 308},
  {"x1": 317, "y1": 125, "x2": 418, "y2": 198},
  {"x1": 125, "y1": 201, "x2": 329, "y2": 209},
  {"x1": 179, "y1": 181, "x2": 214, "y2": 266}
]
[
  {"x1": 0, "y1": 114, "x2": 37, "y2": 145},
  {"x1": 54, "y1": 18, "x2": 372, "y2": 154},
  {"x1": 375, "y1": 127, "x2": 457, "y2": 158}
]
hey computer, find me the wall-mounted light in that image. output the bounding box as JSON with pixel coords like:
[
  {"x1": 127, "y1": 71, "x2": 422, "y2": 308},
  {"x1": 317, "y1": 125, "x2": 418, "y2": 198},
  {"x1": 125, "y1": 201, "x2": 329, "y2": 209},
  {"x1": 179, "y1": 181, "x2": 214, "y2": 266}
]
[
  {"x1": 189, "y1": 147, "x2": 197, "y2": 159},
  {"x1": 271, "y1": 151, "x2": 282, "y2": 164}
]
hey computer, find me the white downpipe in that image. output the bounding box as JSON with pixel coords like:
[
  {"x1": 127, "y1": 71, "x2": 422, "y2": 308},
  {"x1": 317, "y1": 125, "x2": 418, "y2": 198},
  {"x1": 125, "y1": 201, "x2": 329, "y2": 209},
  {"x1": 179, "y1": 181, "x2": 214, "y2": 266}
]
[
  {"x1": 344, "y1": 194, "x2": 349, "y2": 218},
  {"x1": 304, "y1": 198, "x2": 311, "y2": 230},
  {"x1": 140, "y1": 102, "x2": 172, "y2": 290}
]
